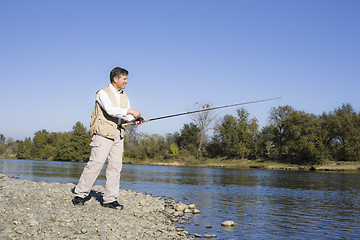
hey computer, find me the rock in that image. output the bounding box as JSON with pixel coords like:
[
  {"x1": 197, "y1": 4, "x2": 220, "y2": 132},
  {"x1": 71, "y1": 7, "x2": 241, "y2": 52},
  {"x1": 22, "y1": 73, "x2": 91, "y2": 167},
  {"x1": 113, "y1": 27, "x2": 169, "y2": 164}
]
[
  {"x1": 204, "y1": 234, "x2": 217, "y2": 238},
  {"x1": 165, "y1": 208, "x2": 175, "y2": 215},
  {"x1": 221, "y1": 220, "x2": 238, "y2": 226},
  {"x1": 193, "y1": 209, "x2": 201, "y2": 214},
  {"x1": 176, "y1": 226, "x2": 185, "y2": 231},
  {"x1": 14, "y1": 226, "x2": 26, "y2": 234},
  {"x1": 184, "y1": 208, "x2": 192, "y2": 213},
  {"x1": 188, "y1": 204, "x2": 196, "y2": 209},
  {"x1": 175, "y1": 202, "x2": 187, "y2": 212},
  {"x1": 139, "y1": 199, "x2": 146, "y2": 206},
  {"x1": 173, "y1": 211, "x2": 183, "y2": 216},
  {"x1": 194, "y1": 233, "x2": 202, "y2": 238},
  {"x1": 28, "y1": 218, "x2": 38, "y2": 226}
]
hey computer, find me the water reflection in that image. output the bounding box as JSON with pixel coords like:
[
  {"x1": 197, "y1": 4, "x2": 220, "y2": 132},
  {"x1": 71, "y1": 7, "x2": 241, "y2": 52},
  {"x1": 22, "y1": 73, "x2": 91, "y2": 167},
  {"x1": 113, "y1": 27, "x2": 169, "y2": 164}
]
[{"x1": 1, "y1": 159, "x2": 360, "y2": 239}]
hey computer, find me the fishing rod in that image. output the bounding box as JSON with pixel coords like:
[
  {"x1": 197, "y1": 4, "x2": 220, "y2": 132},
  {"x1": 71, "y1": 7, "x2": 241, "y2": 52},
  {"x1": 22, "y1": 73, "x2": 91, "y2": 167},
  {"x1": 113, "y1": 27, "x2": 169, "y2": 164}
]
[{"x1": 123, "y1": 97, "x2": 281, "y2": 126}]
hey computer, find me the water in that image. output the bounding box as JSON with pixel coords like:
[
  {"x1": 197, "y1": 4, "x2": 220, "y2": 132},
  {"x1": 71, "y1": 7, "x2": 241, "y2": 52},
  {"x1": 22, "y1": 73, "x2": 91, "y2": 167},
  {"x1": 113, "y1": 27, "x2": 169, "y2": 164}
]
[{"x1": 1, "y1": 159, "x2": 360, "y2": 239}]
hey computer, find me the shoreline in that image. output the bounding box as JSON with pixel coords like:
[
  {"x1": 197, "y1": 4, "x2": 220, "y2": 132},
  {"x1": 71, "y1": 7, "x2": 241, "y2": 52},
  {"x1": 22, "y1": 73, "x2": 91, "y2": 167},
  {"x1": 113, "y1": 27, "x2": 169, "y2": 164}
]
[
  {"x1": 0, "y1": 174, "x2": 201, "y2": 239},
  {"x1": 124, "y1": 159, "x2": 360, "y2": 173}
]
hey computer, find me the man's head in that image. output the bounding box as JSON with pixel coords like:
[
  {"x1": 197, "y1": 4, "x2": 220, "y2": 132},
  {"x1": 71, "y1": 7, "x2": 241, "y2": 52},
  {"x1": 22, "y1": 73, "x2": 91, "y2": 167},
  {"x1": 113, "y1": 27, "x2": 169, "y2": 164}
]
[{"x1": 110, "y1": 67, "x2": 129, "y2": 91}]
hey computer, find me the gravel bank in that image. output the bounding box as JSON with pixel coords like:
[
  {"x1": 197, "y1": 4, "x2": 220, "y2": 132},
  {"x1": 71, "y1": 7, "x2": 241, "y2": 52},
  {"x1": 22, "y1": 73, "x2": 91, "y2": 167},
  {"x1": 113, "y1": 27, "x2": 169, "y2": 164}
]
[{"x1": 0, "y1": 174, "x2": 196, "y2": 239}]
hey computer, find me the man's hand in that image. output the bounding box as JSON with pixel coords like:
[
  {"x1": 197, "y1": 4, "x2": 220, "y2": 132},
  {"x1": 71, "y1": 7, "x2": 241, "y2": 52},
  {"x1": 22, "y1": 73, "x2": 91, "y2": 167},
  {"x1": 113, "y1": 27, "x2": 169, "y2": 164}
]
[
  {"x1": 134, "y1": 117, "x2": 144, "y2": 125},
  {"x1": 135, "y1": 120, "x2": 143, "y2": 125},
  {"x1": 127, "y1": 109, "x2": 141, "y2": 119}
]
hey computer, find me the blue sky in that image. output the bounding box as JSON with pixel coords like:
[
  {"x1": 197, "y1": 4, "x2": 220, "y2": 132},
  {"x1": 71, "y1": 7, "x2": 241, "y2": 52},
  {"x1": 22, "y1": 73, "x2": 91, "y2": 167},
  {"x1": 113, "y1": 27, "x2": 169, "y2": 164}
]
[{"x1": 1, "y1": 0, "x2": 359, "y2": 141}]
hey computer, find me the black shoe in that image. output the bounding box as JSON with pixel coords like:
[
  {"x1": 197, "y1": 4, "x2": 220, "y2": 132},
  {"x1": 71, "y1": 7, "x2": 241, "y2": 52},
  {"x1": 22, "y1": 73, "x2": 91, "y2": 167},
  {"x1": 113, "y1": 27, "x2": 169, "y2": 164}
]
[
  {"x1": 102, "y1": 201, "x2": 124, "y2": 210},
  {"x1": 72, "y1": 196, "x2": 84, "y2": 206}
]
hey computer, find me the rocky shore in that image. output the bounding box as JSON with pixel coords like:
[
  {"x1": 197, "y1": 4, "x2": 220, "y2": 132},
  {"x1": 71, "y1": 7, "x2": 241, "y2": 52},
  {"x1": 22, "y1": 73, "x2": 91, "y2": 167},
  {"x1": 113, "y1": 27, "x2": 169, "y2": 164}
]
[{"x1": 0, "y1": 174, "x2": 201, "y2": 239}]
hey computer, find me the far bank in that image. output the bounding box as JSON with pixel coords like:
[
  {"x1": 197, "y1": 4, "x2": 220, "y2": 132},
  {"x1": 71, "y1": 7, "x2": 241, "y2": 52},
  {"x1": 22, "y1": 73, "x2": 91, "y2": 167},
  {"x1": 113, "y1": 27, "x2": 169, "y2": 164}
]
[{"x1": 124, "y1": 158, "x2": 360, "y2": 173}]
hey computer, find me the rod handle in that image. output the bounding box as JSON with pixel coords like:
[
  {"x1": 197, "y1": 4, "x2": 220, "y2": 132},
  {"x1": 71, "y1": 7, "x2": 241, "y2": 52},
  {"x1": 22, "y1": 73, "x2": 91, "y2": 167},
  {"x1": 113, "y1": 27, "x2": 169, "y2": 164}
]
[{"x1": 122, "y1": 119, "x2": 149, "y2": 127}]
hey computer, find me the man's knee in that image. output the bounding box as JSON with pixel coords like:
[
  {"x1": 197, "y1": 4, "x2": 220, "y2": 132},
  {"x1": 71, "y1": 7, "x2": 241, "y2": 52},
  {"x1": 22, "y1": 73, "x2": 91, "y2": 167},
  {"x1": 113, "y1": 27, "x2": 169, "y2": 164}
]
[
  {"x1": 107, "y1": 161, "x2": 122, "y2": 173},
  {"x1": 84, "y1": 159, "x2": 104, "y2": 172}
]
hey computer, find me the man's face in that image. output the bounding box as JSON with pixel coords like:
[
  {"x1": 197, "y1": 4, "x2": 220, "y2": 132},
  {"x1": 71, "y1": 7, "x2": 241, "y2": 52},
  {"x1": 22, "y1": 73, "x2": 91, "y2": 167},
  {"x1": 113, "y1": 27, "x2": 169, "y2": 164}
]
[{"x1": 114, "y1": 75, "x2": 128, "y2": 90}]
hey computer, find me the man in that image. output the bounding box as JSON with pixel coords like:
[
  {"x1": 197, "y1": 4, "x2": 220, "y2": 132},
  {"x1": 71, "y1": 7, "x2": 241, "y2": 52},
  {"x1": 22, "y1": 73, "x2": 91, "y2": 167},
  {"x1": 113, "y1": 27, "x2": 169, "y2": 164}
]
[{"x1": 72, "y1": 67, "x2": 142, "y2": 209}]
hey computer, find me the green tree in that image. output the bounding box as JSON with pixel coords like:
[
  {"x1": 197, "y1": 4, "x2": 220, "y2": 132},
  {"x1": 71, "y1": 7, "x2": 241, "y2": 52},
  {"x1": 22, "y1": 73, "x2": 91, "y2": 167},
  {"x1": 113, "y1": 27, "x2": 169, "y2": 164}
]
[
  {"x1": 267, "y1": 105, "x2": 295, "y2": 159},
  {"x1": 125, "y1": 131, "x2": 172, "y2": 160},
  {"x1": 285, "y1": 110, "x2": 326, "y2": 164},
  {"x1": 170, "y1": 143, "x2": 179, "y2": 156},
  {"x1": 320, "y1": 104, "x2": 360, "y2": 161},
  {"x1": 142, "y1": 134, "x2": 169, "y2": 159},
  {"x1": 17, "y1": 137, "x2": 32, "y2": 159},
  {"x1": 0, "y1": 134, "x2": 5, "y2": 155},
  {"x1": 265, "y1": 106, "x2": 327, "y2": 164},
  {"x1": 175, "y1": 123, "x2": 200, "y2": 156},
  {"x1": 124, "y1": 126, "x2": 141, "y2": 159},
  {"x1": 31, "y1": 129, "x2": 55, "y2": 159},
  {"x1": 54, "y1": 122, "x2": 91, "y2": 162},
  {"x1": 212, "y1": 108, "x2": 258, "y2": 158},
  {"x1": 255, "y1": 126, "x2": 274, "y2": 159}
]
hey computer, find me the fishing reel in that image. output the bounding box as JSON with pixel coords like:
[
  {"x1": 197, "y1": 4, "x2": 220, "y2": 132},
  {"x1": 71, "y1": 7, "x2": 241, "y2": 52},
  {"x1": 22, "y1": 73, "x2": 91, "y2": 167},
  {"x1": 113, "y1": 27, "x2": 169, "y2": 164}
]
[{"x1": 135, "y1": 117, "x2": 145, "y2": 123}]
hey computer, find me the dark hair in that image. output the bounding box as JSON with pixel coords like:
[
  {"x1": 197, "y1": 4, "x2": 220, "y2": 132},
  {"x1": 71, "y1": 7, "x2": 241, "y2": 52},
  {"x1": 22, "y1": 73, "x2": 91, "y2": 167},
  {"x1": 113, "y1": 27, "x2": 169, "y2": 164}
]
[{"x1": 110, "y1": 67, "x2": 129, "y2": 83}]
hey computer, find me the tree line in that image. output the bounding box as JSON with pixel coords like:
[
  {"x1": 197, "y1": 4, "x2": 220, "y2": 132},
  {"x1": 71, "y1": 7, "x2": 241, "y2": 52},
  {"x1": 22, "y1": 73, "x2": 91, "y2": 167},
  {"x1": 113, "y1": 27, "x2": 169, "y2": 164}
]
[{"x1": 6, "y1": 103, "x2": 360, "y2": 165}]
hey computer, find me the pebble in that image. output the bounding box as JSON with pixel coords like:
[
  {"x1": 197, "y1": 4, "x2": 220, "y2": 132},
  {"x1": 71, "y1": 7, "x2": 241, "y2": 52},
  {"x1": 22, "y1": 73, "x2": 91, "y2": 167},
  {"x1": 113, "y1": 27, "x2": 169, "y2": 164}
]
[
  {"x1": 14, "y1": 227, "x2": 26, "y2": 234},
  {"x1": 188, "y1": 203, "x2": 196, "y2": 209},
  {"x1": 0, "y1": 174, "x2": 197, "y2": 239},
  {"x1": 193, "y1": 209, "x2": 201, "y2": 214},
  {"x1": 176, "y1": 226, "x2": 185, "y2": 231},
  {"x1": 204, "y1": 234, "x2": 217, "y2": 238},
  {"x1": 184, "y1": 208, "x2": 192, "y2": 213},
  {"x1": 221, "y1": 220, "x2": 238, "y2": 226}
]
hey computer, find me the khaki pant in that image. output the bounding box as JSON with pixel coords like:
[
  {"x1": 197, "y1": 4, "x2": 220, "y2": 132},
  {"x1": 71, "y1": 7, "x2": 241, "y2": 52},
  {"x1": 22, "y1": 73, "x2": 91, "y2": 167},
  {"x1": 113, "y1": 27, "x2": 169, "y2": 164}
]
[{"x1": 74, "y1": 130, "x2": 124, "y2": 204}]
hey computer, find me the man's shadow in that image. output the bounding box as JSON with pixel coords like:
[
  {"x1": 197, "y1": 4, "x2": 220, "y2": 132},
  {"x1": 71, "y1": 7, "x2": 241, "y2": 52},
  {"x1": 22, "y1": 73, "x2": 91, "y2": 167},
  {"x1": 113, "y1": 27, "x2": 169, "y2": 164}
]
[{"x1": 72, "y1": 188, "x2": 104, "y2": 205}]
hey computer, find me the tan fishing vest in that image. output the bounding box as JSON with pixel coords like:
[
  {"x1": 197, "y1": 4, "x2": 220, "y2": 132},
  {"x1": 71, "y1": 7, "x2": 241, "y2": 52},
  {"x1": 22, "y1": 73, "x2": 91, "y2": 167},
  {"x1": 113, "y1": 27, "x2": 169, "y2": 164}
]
[{"x1": 89, "y1": 85, "x2": 129, "y2": 139}]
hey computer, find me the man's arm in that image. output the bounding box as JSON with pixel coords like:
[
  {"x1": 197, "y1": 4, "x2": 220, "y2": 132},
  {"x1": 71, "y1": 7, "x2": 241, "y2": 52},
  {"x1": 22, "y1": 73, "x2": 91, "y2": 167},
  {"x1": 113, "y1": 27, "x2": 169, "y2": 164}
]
[
  {"x1": 96, "y1": 90, "x2": 127, "y2": 118},
  {"x1": 127, "y1": 109, "x2": 141, "y2": 119},
  {"x1": 96, "y1": 90, "x2": 141, "y2": 120}
]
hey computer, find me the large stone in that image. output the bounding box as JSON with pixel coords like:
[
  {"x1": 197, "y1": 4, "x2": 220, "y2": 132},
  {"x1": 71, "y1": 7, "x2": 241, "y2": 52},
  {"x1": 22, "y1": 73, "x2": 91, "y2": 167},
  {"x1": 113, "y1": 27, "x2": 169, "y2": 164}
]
[
  {"x1": 221, "y1": 220, "x2": 238, "y2": 226},
  {"x1": 188, "y1": 204, "x2": 196, "y2": 209},
  {"x1": 175, "y1": 203, "x2": 187, "y2": 212}
]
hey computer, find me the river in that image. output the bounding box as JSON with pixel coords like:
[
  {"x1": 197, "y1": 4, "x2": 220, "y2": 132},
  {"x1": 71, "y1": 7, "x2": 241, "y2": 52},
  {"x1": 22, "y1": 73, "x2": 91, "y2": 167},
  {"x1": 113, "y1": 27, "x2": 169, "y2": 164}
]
[{"x1": 1, "y1": 159, "x2": 360, "y2": 239}]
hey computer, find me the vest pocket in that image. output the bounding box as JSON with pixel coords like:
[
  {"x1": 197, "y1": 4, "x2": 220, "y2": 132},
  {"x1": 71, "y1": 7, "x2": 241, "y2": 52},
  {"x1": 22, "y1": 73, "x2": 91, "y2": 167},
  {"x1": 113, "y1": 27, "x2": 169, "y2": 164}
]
[{"x1": 97, "y1": 118, "x2": 116, "y2": 139}]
